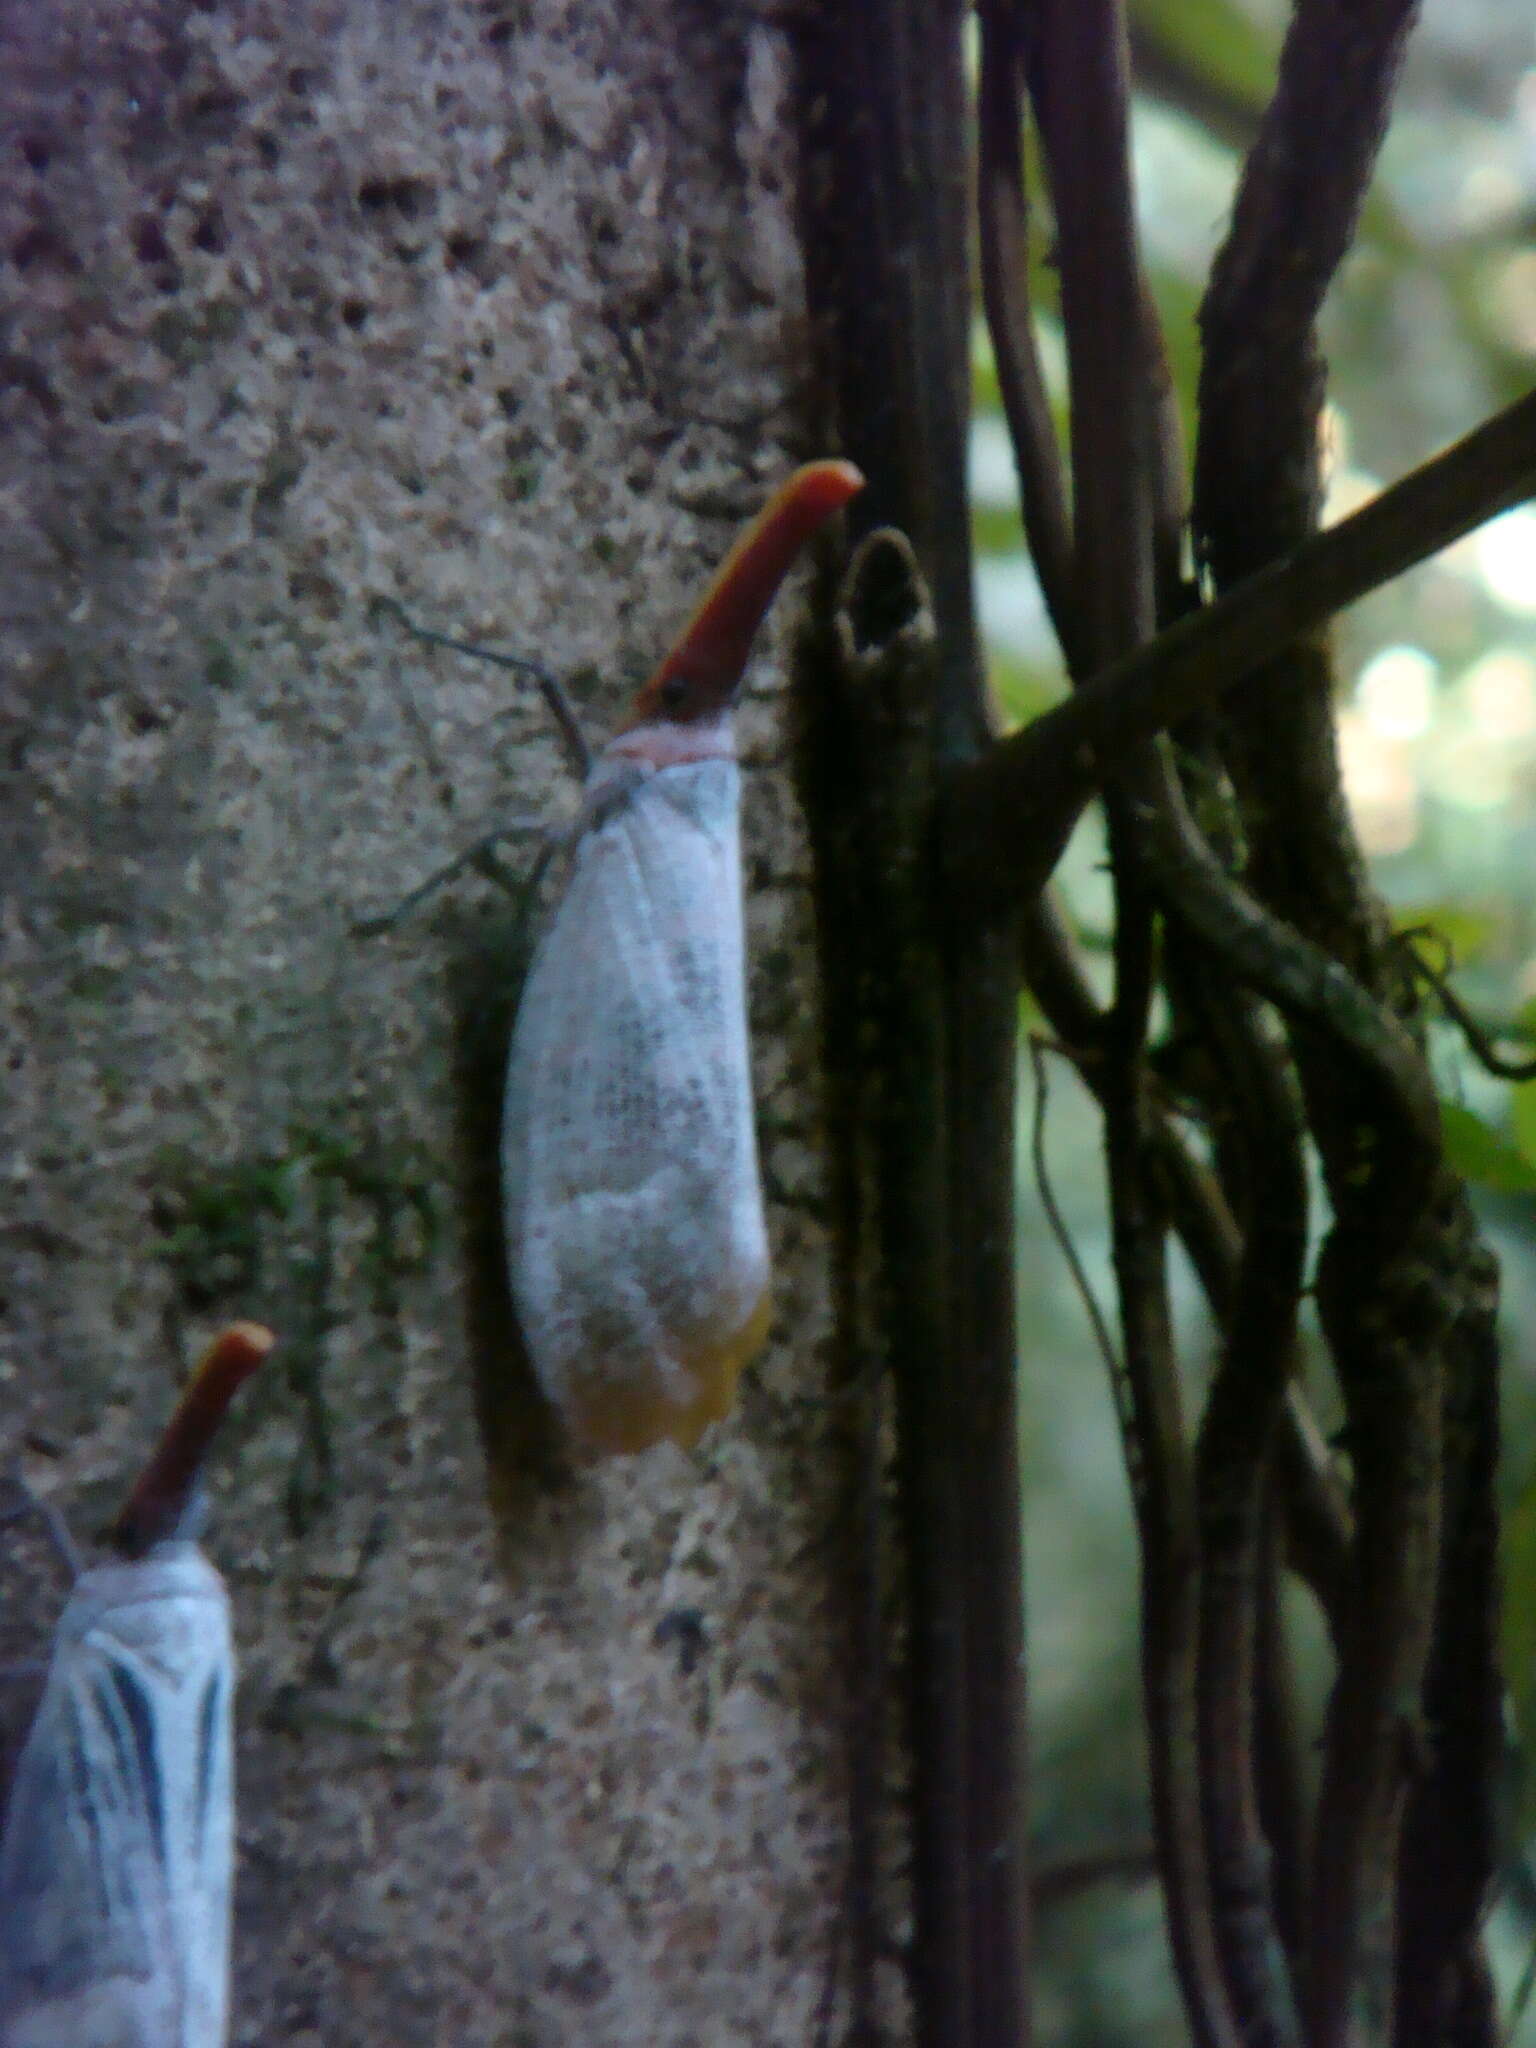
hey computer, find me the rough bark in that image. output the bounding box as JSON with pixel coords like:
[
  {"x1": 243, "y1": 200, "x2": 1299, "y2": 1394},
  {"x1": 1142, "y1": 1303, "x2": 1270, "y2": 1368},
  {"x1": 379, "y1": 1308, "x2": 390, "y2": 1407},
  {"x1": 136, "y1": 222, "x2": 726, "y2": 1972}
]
[{"x1": 0, "y1": 4, "x2": 904, "y2": 2042}]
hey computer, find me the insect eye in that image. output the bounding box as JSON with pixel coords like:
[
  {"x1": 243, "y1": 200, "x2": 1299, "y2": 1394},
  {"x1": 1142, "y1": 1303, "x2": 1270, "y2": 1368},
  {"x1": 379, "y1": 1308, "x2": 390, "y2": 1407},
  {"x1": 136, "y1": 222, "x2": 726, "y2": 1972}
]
[{"x1": 659, "y1": 674, "x2": 692, "y2": 714}]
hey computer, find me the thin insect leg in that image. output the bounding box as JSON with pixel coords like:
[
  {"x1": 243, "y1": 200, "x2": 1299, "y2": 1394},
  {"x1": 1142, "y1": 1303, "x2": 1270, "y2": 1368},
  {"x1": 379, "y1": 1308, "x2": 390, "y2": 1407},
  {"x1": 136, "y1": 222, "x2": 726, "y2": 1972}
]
[
  {"x1": 352, "y1": 822, "x2": 547, "y2": 937},
  {"x1": 373, "y1": 594, "x2": 592, "y2": 779},
  {"x1": 262, "y1": 1513, "x2": 390, "y2": 1736},
  {"x1": 0, "y1": 1466, "x2": 82, "y2": 1579},
  {"x1": 1028, "y1": 1036, "x2": 1125, "y2": 1404},
  {"x1": 303, "y1": 1509, "x2": 386, "y2": 1688},
  {"x1": 511, "y1": 836, "x2": 560, "y2": 939}
]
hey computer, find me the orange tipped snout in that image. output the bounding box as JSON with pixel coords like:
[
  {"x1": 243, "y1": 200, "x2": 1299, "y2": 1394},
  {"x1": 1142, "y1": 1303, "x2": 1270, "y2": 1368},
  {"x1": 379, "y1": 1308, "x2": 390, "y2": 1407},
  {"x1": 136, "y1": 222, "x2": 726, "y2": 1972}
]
[
  {"x1": 111, "y1": 1322, "x2": 276, "y2": 1556},
  {"x1": 620, "y1": 459, "x2": 864, "y2": 732}
]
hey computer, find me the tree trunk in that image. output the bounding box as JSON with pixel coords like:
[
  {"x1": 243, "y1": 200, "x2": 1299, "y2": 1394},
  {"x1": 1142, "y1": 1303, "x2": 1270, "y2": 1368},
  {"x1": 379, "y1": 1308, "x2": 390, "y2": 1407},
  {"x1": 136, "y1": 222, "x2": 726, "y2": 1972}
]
[{"x1": 0, "y1": 4, "x2": 907, "y2": 2040}]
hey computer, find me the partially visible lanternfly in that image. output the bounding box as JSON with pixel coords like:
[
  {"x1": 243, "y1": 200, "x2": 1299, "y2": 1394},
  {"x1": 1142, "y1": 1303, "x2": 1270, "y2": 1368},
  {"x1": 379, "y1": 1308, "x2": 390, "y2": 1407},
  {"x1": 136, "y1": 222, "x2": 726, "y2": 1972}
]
[
  {"x1": 502, "y1": 460, "x2": 864, "y2": 1456},
  {"x1": 0, "y1": 1321, "x2": 275, "y2": 2048}
]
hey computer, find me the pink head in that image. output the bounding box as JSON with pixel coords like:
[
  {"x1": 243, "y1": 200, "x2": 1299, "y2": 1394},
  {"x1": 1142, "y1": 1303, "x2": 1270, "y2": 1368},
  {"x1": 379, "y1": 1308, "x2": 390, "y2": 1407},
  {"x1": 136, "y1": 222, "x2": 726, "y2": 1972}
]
[
  {"x1": 615, "y1": 460, "x2": 864, "y2": 739},
  {"x1": 111, "y1": 1322, "x2": 276, "y2": 1556}
]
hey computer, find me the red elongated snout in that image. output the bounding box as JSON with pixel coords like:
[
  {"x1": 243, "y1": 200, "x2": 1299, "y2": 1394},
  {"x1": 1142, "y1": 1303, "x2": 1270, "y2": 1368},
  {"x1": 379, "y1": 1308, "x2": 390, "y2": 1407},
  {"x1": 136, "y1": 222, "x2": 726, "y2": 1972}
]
[
  {"x1": 111, "y1": 1322, "x2": 276, "y2": 1556},
  {"x1": 619, "y1": 459, "x2": 864, "y2": 732}
]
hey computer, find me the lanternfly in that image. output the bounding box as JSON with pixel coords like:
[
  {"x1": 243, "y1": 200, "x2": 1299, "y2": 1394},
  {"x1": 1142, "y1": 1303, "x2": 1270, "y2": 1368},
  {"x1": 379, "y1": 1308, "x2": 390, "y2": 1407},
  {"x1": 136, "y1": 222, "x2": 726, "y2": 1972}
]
[
  {"x1": 501, "y1": 462, "x2": 864, "y2": 1453},
  {"x1": 0, "y1": 1322, "x2": 274, "y2": 2048}
]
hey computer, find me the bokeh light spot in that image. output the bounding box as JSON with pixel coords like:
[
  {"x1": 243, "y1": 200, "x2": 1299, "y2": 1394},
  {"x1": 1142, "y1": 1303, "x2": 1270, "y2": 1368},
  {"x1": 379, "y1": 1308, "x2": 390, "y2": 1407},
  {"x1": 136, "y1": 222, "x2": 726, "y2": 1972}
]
[
  {"x1": 1477, "y1": 505, "x2": 1536, "y2": 614},
  {"x1": 1461, "y1": 648, "x2": 1536, "y2": 740},
  {"x1": 1356, "y1": 643, "x2": 1437, "y2": 740}
]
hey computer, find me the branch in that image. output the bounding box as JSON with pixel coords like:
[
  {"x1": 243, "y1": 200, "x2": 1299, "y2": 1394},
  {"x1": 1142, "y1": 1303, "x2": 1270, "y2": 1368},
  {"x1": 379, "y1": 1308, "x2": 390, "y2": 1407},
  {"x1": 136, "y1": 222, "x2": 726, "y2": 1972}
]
[
  {"x1": 976, "y1": 0, "x2": 1078, "y2": 659},
  {"x1": 797, "y1": 7, "x2": 1031, "y2": 2041},
  {"x1": 1030, "y1": 0, "x2": 1152, "y2": 668},
  {"x1": 801, "y1": 536, "x2": 957, "y2": 2046},
  {"x1": 1253, "y1": 1516, "x2": 1309, "y2": 1969},
  {"x1": 1193, "y1": 0, "x2": 1420, "y2": 996},
  {"x1": 1195, "y1": 0, "x2": 1419, "y2": 578},
  {"x1": 956, "y1": 383, "x2": 1536, "y2": 911},
  {"x1": 1029, "y1": 7, "x2": 1243, "y2": 2044},
  {"x1": 1019, "y1": 897, "x2": 1354, "y2": 1631},
  {"x1": 1393, "y1": 1246, "x2": 1503, "y2": 2048},
  {"x1": 1028, "y1": 1034, "x2": 1123, "y2": 1402},
  {"x1": 1141, "y1": 262, "x2": 1310, "y2": 2015},
  {"x1": 1129, "y1": 761, "x2": 1440, "y2": 1199},
  {"x1": 1407, "y1": 938, "x2": 1536, "y2": 1080},
  {"x1": 1184, "y1": 972, "x2": 1308, "y2": 2045},
  {"x1": 1185, "y1": 3, "x2": 1480, "y2": 2029},
  {"x1": 795, "y1": 0, "x2": 988, "y2": 763}
]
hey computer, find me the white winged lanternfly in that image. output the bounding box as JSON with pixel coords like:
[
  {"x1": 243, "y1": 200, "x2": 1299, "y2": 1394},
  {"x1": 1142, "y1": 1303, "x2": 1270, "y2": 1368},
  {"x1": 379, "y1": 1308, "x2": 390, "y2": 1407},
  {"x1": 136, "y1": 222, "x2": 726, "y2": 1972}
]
[
  {"x1": 376, "y1": 463, "x2": 864, "y2": 1455},
  {"x1": 0, "y1": 1321, "x2": 275, "y2": 2048}
]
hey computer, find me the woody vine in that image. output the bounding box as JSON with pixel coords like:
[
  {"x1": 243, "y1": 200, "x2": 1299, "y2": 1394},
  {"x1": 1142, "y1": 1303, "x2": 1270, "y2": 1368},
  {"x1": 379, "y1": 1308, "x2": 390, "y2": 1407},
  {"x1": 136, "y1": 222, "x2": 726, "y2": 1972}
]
[{"x1": 795, "y1": 3, "x2": 1535, "y2": 2047}]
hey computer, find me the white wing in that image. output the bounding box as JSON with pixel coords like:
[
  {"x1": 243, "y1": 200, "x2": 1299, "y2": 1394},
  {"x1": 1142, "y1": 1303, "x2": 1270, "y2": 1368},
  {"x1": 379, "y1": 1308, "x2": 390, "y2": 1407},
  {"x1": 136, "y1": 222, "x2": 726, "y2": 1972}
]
[
  {"x1": 0, "y1": 1545, "x2": 234, "y2": 2048},
  {"x1": 503, "y1": 757, "x2": 770, "y2": 1450}
]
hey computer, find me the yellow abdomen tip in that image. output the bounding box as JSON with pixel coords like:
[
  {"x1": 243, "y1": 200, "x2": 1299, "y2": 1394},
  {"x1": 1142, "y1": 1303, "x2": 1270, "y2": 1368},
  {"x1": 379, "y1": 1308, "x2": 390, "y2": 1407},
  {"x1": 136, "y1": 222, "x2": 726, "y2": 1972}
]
[{"x1": 563, "y1": 1290, "x2": 773, "y2": 1458}]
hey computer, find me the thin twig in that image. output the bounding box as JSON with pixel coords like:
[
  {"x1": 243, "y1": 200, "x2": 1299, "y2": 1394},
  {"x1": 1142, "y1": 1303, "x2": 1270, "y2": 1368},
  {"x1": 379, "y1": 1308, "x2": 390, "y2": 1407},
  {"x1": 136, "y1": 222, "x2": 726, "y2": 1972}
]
[
  {"x1": 1128, "y1": 759, "x2": 1446, "y2": 2036},
  {"x1": 1253, "y1": 1512, "x2": 1309, "y2": 1968},
  {"x1": 976, "y1": 0, "x2": 1078, "y2": 659},
  {"x1": 1195, "y1": 0, "x2": 1420, "y2": 586},
  {"x1": 1135, "y1": 756, "x2": 1440, "y2": 1206},
  {"x1": 1395, "y1": 1242, "x2": 1503, "y2": 2048},
  {"x1": 1030, "y1": 4, "x2": 1242, "y2": 2038},
  {"x1": 1181, "y1": 965, "x2": 1307, "y2": 2046},
  {"x1": 1027, "y1": 1036, "x2": 1123, "y2": 1404},
  {"x1": 1021, "y1": 898, "x2": 1354, "y2": 1632},
  {"x1": 960, "y1": 383, "x2": 1536, "y2": 908},
  {"x1": 1187, "y1": 9, "x2": 1473, "y2": 2028},
  {"x1": 1405, "y1": 936, "x2": 1536, "y2": 1082}
]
